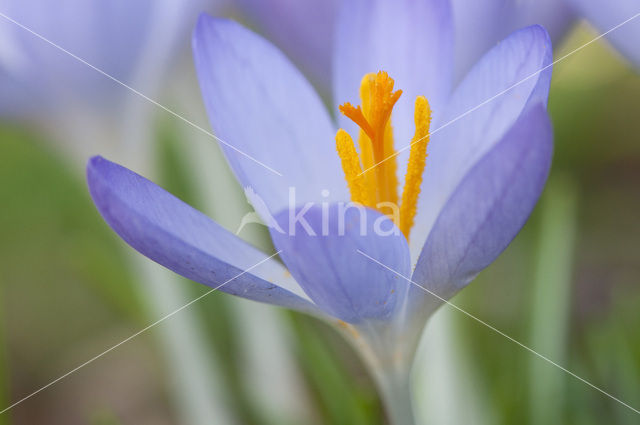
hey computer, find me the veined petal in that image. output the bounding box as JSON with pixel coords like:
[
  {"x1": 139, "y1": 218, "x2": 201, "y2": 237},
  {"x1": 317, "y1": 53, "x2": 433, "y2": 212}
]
[
  {"x1": 86, "y1": 156, "x2": 320, "y2": 315},
  {"x1": 411, "y1": 25, "x2": 553, "y2": 258},
  {"x1": 193, "y1": 15, "x2": 348, "y2": 218},
  {"x1": 269, "y1": 203, "x2": 411, "y2": 323},
  {"x1": 410, "y1": 104, "x2": 552, "y2": 309},
  {"x1": 333, "y1": 0, "x2": 454, "y2": 151},
  {"x1": 568, "y1": 0, "x2": 640, "y2": 68},
  {"x1": 234, "y1": 0, "x2": 339, "y2": 95}
]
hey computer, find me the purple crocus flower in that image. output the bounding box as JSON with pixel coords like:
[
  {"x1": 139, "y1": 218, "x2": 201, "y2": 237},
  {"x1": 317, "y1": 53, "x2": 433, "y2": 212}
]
[
  {"x1": 234, "y1": 0, "x2": 637, "y2": 99},
  {"x1": 0, "y1": 0, "x2": 219, "y2": 167},
  {"x1": 450, "y1": 0, "x2": 575, "y2": 81},
  {"x1": 451, "y1": 0, "x2": 639, "y2": 79},
  {"x1": 0, "y1": 0, "x2": 214, "y2": 114},
  {"x1": 88, "y1": 0, "x2": 552, "y2": 420},
  {"x1": 232, "y1": 0, "x2": 339, "y2": 95}
]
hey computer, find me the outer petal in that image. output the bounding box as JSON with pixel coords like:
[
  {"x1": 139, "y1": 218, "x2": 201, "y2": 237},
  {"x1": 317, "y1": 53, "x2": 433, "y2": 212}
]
[
  {"x1": 87, "y1": 156, "x2": 320, "y2": 315},
  {"x1": 411, "y1": 25, "x2": 552, "y2": 258},
  {"x1": 193, "y1": 15, "x2": 348, "y2": 217},
  {"x1": 568, "y1": 0, "x2": 640, "y2": 67},
  {"x1": 411, "y1": 104, "x2": 552, "y2": 305},
  {"x1": 333, "y1": 0, "x2": 454, "y2": 150},
  {"x1": 233, "y1": 0, "x2": 339, "y2": 95},
  {"x1": 451, "y1": 0, "x2": 574, "y2": 81},
  {"x1": 269, "y1": 204, "x2": 411, "y2": 323}
]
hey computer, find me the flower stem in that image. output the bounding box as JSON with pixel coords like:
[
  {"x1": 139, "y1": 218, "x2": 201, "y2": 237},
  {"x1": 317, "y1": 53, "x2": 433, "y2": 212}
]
[
  {"x1": 375, "y1": 369, "x2": 416, "y2": 425},
  {"x1": 337, "y1": 318, "x2": 419, "y2": 424},
  {"x1": 346, "y1": 322, "x2": 417, "y2": 425}
]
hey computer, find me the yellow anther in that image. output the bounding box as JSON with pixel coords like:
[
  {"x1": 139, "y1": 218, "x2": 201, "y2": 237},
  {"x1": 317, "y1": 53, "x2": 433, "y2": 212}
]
[
  {"x1": 399, "y1": 96, "x2": 431, "y2": 240},
  {"x1": 335, "y1": 129, "x2": 372, "y2": 206}
]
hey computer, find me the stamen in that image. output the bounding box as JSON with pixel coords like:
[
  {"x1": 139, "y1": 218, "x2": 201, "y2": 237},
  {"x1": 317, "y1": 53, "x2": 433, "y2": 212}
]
[
  {"x1": 335, "y1": 129, "x2": 372, "y2": 206},
  {"x1": 399, "y1": 96, "x2": 431, "y2": 240},
  {"x1": 335, "y1": 71, "x2": 431, "y2": 239}
]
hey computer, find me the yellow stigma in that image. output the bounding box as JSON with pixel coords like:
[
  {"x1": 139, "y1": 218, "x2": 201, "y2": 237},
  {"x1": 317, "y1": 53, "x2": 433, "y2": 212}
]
[
  {"x1": 335, "y1": 71, "x2": 432, "y2": 241},
  {"x1": 339, "y1": 72, "x2": 401, "y2": 207}
]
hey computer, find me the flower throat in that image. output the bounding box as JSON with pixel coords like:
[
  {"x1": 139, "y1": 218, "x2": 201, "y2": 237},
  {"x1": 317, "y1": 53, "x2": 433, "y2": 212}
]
[{"x1": 335, "y1": 71, "x2": 431, "y2": 241}]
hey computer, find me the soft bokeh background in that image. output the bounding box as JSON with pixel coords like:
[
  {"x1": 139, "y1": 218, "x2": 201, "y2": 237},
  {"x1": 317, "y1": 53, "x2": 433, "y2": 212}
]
[{"x1": 0, "y1": 14, "x2": 639, "y2": 425}]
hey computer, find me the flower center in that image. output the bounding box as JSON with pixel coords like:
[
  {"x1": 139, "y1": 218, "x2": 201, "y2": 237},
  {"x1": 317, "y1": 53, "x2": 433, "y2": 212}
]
[{"x1": 335, "y1": 71, "x2": 432, "y2": 241}]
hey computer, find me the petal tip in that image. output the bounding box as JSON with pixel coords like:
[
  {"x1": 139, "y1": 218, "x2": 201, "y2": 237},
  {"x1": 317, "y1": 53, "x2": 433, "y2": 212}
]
[
  {"x1": 87, "y1": 155, "x2": 105, "y2": 168},
  {"x1": 86, "y1": 155, "x2": 106, "y2": 185},
  {"x1": 517, "y1": 24, "x2": 553, "y2": 51},
  {"x1": 532, "y1": 24, "x2": 552, "y2": 47},
  {"x1": 193, "y1": 13, "x2": 237, "y2": 50}
]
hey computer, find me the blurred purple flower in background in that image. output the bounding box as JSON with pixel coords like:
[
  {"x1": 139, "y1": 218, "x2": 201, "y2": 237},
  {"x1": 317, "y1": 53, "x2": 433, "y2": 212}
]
[
  {"x1": 87, "y1": 0, "x2": 554, "y2": 421},
  {"x1": 0, "y1": 0, "x2": 217, "y2": 167},
  {"x1": 233, "y1": 0, "x2": 339, "y2": 97},
  {"x1": 234, "y1": 0, "x2": 638, "y2": 97},
  {"x1": 567, "y1": 0, "x2": 640, "y2": 67},
  {"x1": 452, "y1": 0, "x2": 639, "y2": 79},
  {"x1": 450, "y1": 0, "x2": 575, "y2": 81},
  {"x1": 0, "y1": 0, "x2": 151, "y2": 115},
  {"x1": 0, "y1": 0, "x2": 214, "y2": 115}
]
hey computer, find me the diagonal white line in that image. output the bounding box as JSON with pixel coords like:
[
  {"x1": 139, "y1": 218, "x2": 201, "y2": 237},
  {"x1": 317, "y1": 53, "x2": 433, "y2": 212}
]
[
  {"x1": 0, "y1": 11, "x2": 283, "y2": 177},
  {"x1": 358, "y1": 12, "x2": 640, "y2": 177},
  {"x1": 0, "y1": 251, "x2": 282, "y2": 415},
  {"x1": 356, "y1": 249, "x2": 640, "y2": 416}
]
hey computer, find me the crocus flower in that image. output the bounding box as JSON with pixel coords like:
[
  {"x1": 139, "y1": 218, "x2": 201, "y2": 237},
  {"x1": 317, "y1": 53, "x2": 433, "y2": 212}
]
[
  {"x1": 0, "y1": 0, "x2": 216, "y2": 167},
  {"x1": 1, "y1": 0, "x2": 149, "y2": 115},
  {"x1": 87, "y1": 0, "x2": 553, "y2": 421},
  {"x1": 0, "y1": 0, "x2": 215, "y2": 115},
  {"x1": 234, "y1": 0, "x2": 637, "y2": 100},
  {"x1": 452, "y1": 0, "x2": 639, "y2": 79}
]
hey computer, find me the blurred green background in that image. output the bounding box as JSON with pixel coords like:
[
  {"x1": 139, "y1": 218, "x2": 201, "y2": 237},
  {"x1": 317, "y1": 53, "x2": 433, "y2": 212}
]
[{"x1": 0, "y1": 25, "x2": 638, "y2": 425}]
